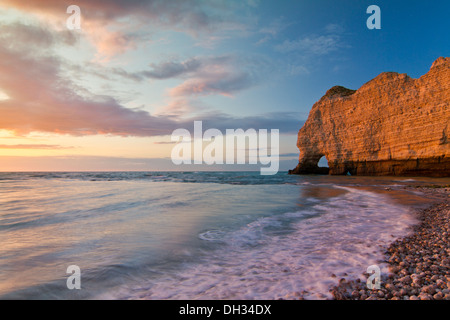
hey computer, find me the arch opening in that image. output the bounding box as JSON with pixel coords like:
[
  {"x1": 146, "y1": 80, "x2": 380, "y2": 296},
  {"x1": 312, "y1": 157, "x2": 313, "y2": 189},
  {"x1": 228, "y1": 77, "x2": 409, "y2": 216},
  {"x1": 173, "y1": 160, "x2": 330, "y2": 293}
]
[{"x1": 318, "y1": 156, "x2": 329, "y2": 168}]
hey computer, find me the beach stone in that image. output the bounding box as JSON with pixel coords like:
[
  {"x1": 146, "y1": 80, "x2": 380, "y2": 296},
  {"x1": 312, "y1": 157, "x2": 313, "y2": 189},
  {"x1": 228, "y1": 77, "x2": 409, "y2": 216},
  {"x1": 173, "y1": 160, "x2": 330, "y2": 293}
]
[
  {"x1": 399, "y1": 276, "x2": 411, "y2": 284},
  {"x1": 422, "y1": 285, "x2": 436, "y2": 295},
  {"x1": 385, "y1": 283, "x2": 394, "y2": 290},
  {"x1": 419, "y1": 293, "x2": 431, "y2": 300},
  {"x1": 433, "y1": 292, "x2": 443, "y2": 300}
]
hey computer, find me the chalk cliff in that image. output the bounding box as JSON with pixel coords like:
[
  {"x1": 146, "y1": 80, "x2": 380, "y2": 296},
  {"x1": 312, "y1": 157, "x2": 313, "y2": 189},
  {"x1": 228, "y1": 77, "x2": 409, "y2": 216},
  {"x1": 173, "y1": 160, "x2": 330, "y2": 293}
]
[{"x1": 290, "y1": 57, "x2": 450, "y2": 177}]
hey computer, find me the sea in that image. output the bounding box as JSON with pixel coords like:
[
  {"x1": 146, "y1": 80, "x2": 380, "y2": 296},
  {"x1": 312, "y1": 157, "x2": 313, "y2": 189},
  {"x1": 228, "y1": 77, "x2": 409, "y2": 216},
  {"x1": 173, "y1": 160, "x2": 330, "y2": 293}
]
[{"x1": 0, "y1": 171, "x2": 448, "y2": 300}]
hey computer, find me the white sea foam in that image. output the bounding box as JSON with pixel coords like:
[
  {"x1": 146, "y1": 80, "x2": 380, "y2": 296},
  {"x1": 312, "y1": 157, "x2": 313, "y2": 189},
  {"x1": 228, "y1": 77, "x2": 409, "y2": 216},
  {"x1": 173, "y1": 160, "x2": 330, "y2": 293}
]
[{"x1": 105, "y1": 186, "x2": 418, "y2": 300}]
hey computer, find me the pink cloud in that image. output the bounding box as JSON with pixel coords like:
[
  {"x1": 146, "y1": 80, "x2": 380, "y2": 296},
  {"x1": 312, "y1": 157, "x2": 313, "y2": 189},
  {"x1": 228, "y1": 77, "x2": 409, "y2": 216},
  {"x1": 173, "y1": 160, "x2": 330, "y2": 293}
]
[
  {"x1": 0, "y1": 0, "x2": 249, "y2": 59},
  {"x1": 163, "y1": 55, "x2": 266, "y2": 97},
  {"x1": 0, "y1": 144, "x2": 73, "y2": 149},
  {"x1": 0, "y1": 22, "x2": 299, "y2": 138},
  {"x1": 0, "y1": 27, "x2": 178, "y2": 136},
  {"x1": 169, "y1": 72, "x2": 253, "y2": 97}
]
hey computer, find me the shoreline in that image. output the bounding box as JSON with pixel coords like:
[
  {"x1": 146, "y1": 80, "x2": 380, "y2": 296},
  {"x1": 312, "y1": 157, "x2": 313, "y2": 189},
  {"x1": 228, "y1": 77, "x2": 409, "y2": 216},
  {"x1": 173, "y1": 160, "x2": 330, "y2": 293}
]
[{"x1": 330, "y1": 185, "x2": 450, "y2": 300}]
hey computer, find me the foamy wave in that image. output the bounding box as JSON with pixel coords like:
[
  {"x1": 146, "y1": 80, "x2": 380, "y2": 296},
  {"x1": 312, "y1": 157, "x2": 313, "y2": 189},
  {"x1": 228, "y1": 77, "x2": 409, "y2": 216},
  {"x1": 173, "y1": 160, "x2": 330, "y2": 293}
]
[
  {"x1": 101, "y1": 187, "x2": 417, "y2": 300},
  {"x1": 198, "y1": 229, "x2": 227, "y2": 242}
]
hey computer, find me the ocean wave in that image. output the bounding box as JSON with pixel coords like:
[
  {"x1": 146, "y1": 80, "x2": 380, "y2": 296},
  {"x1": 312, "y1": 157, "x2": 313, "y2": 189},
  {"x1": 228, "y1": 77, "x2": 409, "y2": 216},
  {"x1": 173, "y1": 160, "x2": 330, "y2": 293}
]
[{"x1": 105, "y1": 187, "x2": 417, "y2": 300}]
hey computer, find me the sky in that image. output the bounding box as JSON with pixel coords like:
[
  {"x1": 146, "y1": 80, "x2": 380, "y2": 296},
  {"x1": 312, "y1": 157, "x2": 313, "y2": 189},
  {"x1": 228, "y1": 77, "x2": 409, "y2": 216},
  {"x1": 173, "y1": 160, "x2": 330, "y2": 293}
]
[{"x1": 0, "y1": 0, "x2": 448, "y2": 171}]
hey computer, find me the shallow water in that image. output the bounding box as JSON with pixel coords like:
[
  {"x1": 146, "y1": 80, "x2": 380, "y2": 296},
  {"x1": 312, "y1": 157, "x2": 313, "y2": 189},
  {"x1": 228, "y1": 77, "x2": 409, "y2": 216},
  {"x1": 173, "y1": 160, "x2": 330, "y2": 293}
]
[{"x1": 0, "y1": 172, "x2": 448, "y2": 299}]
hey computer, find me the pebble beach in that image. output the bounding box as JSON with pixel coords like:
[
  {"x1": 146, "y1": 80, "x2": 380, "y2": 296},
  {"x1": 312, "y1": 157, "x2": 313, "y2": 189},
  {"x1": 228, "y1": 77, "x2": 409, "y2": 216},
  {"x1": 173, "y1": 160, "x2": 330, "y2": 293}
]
[{"x1": 331, "y1": 186, "x2": 450, "y2": 300}]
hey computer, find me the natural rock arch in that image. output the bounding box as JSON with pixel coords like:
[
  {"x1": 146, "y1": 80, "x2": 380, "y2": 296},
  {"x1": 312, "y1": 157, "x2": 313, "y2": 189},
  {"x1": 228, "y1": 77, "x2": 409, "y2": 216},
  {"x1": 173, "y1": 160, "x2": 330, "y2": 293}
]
[{"x1": 290, "y1": 57, "x2": 450, "y2": 177}]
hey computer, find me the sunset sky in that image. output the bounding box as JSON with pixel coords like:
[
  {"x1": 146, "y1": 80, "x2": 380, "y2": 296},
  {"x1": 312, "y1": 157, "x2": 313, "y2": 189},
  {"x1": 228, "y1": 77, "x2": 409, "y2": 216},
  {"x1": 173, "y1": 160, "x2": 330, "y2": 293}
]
[{"x1": 0, "y1": 0, "x2": 448, "y2": 171}]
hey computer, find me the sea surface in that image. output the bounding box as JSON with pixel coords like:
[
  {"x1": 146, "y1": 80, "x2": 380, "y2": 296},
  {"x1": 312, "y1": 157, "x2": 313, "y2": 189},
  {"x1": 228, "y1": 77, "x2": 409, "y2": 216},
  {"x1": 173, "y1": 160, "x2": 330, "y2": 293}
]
[{"x1": 0, "y1": 171, "x2": 449, "y2": 300}]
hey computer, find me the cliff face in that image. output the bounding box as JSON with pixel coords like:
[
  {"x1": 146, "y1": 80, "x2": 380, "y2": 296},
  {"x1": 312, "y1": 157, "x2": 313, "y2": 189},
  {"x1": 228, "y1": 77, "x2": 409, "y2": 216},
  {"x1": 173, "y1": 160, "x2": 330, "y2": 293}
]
[{"x1": 290, "y1": 57, "x2": 450, "y2": 177}]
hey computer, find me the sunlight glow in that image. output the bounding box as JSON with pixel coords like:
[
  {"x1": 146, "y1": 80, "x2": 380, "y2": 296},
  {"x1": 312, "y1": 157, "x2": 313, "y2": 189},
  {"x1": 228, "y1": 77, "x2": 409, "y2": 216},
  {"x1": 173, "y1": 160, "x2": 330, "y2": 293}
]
[{"x1": 0, "y1": 91, "x2": 10, "y2": 101}]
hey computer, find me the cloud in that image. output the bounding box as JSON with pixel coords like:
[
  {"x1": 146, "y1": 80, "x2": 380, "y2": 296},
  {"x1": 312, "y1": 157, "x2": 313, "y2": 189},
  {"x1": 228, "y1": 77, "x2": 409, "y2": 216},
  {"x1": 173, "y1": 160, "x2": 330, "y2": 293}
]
[
  {"x1": 287, "y1": 64, "x2": 310, "y2": 76},
  {"x1": 275, "y1": 34, "x2": 341, "y2": 55},
  {"x1": 0, "y1": 155, "x2": 180, "y2": 171},
  {"x1": 155, "y1": 99, "x2": 208, "y2": 118},
  {"x1": 77, "y1": 54, "x2": 270, "y2": 99},
  {"x1": 166, "y1": 55, "x2": 272, "y2": 97},
  {"x1": 153, "y1": 141, "x2": 178, "y2": 145},
  {"x1": 0, "y1": 25, "x2": 301, "y2": 137},
  {"x1": 143, "y1": 58, "x2": 202, "y2": 79},
  {"x1": 0, "y1": 22, "x2": 78, "y2": 52},
  {"x1": 0, "y1": 0, "x2": 255, "y2": 59},
  {"x1": 324, "y1": 23, "x2": 345, "y2": 34},
  {"x1": 279, "y1": 152, "x2": 299, "y2": 158},
  {"x1": 0, "y1": 20, "x2": 302, "y2": 139},
  {"x1": 85, "y1": 54, "x2": 271, "y2": 98},
  {"x1": 0, "y1": 144, "x2": 73, "y2": 149},
  {"x1": 0, "y1": 26, "x2": 178, "y2": 136},
  {"x1": 272, "y1": 25, "x2": 347, "y2": 76},
  {"x1": 189, "y1": 112, "x2": 303, "y2": 134},
  {"x1": 274, "y1": 23, "x2": 346, "y2": 57},
  {"x1": 0, "y1": 0, "x2": 231, "y2": 30},
  {"x1": 0, "y1": 155, "x2": 298, "y2": 172},
  {"x1": 92, "y1": 30, "x2": 138, "y2": 59},
  {"x1": 170, "y1": 71, "x2": 254, "y2": 97},
  {"x1": 256, "y1": 16, "x2": 294, "y2": 45}
]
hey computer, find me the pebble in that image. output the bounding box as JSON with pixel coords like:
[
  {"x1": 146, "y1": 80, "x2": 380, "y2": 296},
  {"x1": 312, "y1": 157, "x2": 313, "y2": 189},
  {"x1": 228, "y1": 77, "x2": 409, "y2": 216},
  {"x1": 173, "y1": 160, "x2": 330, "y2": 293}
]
[
  {"x1": 330, "y1": 189, "x2": 450, "y2": 301},
  {"x1": 422, "y1": 285, "x2": 436, "y2": 295},
  {"x1": 433, "y1": 292, "x2": 443, "y2": 300}
]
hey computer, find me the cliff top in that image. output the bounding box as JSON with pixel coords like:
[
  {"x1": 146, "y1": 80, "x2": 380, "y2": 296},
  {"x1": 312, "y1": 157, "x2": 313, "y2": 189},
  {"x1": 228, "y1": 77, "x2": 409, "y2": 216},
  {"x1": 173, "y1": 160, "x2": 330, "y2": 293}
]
[
  {"x1": 293, "y1": 56, "x2": 449, "y2": 177},
  {"x1": 323, "y1": 86, "x2": 356, "y2": 99},
  {"x1": 322, "y1": 57, "x2": 448, "y2": 102},
  {"x1": 431, "y1": 56, "x2": 449, "y2": 69}
]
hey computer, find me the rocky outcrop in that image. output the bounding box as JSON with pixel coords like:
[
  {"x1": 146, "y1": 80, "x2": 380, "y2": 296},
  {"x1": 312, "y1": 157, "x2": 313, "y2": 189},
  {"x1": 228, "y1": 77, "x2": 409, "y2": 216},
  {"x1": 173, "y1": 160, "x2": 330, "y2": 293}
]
[{"x1": 290, "y1": 57, "x2": 450, "y2": 177}]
